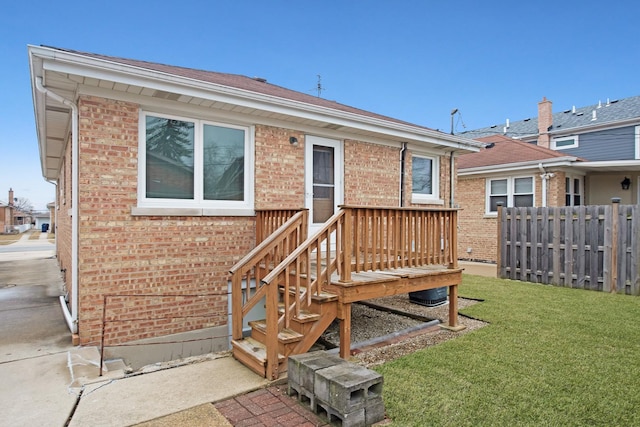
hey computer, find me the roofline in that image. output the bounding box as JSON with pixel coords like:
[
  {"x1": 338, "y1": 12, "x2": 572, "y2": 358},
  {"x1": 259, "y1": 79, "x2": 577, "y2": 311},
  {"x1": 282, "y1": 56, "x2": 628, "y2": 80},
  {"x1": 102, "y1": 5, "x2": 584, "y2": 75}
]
[
  {"x1": 458, "y1": 157, "x2": 578, "y2": 176},
  {"x1": 28, "y1": 45, "x2": 481, "y2": 152},
  {"x1": 571, "y1": 160, "x2": 640, "y2": 170},
  {"x1": 546, "y1": 117, "x2": 640, "y2": 137}
]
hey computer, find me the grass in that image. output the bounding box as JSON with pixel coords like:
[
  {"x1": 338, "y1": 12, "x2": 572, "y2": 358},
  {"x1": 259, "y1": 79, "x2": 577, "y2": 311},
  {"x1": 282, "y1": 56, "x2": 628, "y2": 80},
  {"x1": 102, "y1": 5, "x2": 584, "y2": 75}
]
[
  {"x1": 375, "y1": 275, "x2": 640, "y2": 426},
  {"x1": 0, "y1": 234, "x2": 20, "y2": 245}
]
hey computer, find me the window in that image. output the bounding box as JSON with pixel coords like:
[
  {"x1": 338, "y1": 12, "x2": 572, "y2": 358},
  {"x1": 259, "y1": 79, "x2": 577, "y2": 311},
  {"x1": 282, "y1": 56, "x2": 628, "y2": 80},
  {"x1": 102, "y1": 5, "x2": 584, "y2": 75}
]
[
  {"x1": 138, "y1": 112, "x2": 253, "y2": 212},
  {"x1": 565, "y1": 176, "x2": 582, "y2": 206},
  {"x1": 551, "y1": 135, "x2": 579, "y2": 150},
  {"x1": 411, "y1": 155, "x2": 440, "y2": 203},
  {"x1": 486, "y1": 176, "x2": 534, "y2": 214}
]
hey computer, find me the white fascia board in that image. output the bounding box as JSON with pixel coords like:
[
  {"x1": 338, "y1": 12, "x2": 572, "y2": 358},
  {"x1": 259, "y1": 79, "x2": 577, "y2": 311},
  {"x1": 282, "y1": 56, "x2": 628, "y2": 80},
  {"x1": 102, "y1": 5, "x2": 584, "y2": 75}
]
[
  {"x1": 29, "y1": 50, "x2": 54, "y2": 180},
  {"x1": 34, "y1": 46, "x2": 481, "y2": 152},
  {"x1": 572, "y1": 160, "x2": 640, "y2": 170},
  {"x1": 459, "y1": 157, "x2": 578, "y2": 176}
]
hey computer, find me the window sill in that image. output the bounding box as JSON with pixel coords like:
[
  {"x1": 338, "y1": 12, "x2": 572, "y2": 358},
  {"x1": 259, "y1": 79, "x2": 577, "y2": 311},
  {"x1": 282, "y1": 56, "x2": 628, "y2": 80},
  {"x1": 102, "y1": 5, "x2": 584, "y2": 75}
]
[
  {"x1": 411, "y1": 197, "x2": 444, "y2": 206},
  {"x1": 131, "y1": 207, "x2": 255, "y2": 217}
]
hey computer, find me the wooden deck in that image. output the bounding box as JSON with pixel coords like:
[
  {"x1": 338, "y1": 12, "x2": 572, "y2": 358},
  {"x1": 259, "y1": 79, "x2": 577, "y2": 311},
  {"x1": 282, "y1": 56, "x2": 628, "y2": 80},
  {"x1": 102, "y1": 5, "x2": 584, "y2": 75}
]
[
  {"x1": 325, "y1": 264, "x2": 464, "y2": 358},
  {"x1": 230, "y1": 207, "x2": 464, "y2": 379}
]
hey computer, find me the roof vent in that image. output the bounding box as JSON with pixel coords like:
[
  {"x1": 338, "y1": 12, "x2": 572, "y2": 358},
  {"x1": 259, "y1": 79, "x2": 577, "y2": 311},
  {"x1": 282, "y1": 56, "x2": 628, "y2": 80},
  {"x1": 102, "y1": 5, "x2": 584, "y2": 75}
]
[
  {"x1": 572, "y1": 105, "x2": 576, "y2": 114},
  {"x1": 506, "y1": 118, "x2": 510, "y2": 128},
  {"x1": 597, "y1": 100, "x2": 602, "y2": 109},
  {"x1": 592, "y1": 110, "x2": 597, "y2": 121},
  {"x1": 606, "y1": 98, "x2": 611, "y2": 106},
  {"x1": 253, "y1": 77, "x2": 267, "y2": 83}
]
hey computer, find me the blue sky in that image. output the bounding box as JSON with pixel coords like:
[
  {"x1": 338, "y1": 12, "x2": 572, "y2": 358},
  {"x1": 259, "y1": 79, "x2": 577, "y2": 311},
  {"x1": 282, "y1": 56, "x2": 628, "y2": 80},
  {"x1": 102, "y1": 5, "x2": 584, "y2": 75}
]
[{"x1": 1, "y1": 0, "x2": 639, "y2": 211}]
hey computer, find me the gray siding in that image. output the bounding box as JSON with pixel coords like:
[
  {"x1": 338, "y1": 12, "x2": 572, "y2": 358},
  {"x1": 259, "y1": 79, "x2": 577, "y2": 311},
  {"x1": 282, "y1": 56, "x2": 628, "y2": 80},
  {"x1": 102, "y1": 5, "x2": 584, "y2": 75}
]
[{"x1": 554, "y1": 125, "x2": 636, "y2": 161}]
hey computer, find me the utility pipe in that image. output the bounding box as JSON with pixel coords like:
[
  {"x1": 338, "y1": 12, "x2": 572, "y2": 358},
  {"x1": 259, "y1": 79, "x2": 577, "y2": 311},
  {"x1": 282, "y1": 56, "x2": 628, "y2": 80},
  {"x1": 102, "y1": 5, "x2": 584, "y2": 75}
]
[
  {"x1": 538, "y1": 163, "x2": 554, "y2": 208},
  {"x1": 399, "y1": 142, "x2": 407, "y2": 207},
  {"x1": 35, "y1": 77, "x2": 78, "y2": 335}
]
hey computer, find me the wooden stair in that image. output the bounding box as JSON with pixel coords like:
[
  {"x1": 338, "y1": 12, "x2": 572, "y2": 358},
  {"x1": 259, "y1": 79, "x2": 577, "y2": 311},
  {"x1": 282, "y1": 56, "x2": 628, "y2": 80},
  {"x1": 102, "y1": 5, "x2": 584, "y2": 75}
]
[{"x1": 231, "y1": 287, "x2": 338, "y2": 378}]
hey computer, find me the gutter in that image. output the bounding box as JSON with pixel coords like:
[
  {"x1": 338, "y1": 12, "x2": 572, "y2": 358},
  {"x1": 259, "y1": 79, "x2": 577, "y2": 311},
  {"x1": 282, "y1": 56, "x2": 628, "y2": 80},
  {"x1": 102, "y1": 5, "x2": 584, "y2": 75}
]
[
  {"x1": 34, "y1": 77, "x2": 79, "y2": 335},
  {"x1": 458, "y1": 157, "x2": 578, "y2": 176},
  {"x1": 29, "y1": 45, "x2": 483, "y2": 152}
]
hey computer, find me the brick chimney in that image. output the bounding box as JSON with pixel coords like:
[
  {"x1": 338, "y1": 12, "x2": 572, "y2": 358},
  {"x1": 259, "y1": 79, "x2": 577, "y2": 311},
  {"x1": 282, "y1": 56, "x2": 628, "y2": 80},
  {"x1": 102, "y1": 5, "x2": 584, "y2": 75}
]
[
  {"x1": 8, "y1": 188, "x2": 13, "y2": 206},
  {"x1": 537, "y1": 97, "x2": 553, "y2": 148}
]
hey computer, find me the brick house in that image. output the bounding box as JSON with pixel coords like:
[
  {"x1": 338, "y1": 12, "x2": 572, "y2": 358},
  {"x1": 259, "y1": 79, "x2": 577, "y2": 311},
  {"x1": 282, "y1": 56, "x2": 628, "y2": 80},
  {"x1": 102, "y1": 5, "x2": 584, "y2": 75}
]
[
  {"x1": 457, "y1": 96, "x2": 640, "y2": 263},
  {"x1": 1, "y1": 188, "x2": 34, "y2": 233},
  {"x1": 29, "y1": 45, "x2": 480, "y2": 367}
]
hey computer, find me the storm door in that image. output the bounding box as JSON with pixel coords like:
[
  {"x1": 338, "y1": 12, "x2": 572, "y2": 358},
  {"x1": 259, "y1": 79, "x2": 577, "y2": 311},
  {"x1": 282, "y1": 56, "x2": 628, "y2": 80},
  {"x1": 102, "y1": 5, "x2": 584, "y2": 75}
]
[{"x1": 305, "y1": 135, "x2": 343, "y2": 236}]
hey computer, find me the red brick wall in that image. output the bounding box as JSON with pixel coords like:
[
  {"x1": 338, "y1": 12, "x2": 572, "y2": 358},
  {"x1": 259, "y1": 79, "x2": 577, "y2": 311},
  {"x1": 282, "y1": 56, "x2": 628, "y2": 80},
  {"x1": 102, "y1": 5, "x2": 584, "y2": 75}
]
[
  {"x1": 57, "y1": 143, "x2": 73, "y2": 301},
  {"x1": 254, "y1": 126, "x2": 305, "y2": 208},
  {"x1": 344, "y1": 140, "x2": 400, "y2": 206},
  {"x1": 456, "y1": 176, "x2": 497, "y2": 262},
  {"x1": 76, "y1": 96, "x2": 255, "y2": 346}
]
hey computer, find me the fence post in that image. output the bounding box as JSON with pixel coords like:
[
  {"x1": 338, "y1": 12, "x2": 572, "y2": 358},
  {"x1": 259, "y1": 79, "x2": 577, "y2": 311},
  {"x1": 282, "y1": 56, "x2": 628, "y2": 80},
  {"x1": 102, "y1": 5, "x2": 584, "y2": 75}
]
[
  {"x1": 610, "y1": 198, "x2": 620, "y2": 293},
  {"x1": 496, "y1": 202, "x2": 503, "y2": 278}
]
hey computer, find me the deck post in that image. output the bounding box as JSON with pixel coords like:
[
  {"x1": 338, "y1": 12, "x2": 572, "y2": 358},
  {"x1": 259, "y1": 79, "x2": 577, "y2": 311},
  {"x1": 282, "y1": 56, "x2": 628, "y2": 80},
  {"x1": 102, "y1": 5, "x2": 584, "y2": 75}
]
[
  {"x1": 342, "y1": 208, "x2": 352, "y2": 283},
  {"x1": 339, "y1": 303, "x2": 352, "y2": 359},
  {"x1": 265, "y1": 277, "x2": 280, "y2": 380},
  {"x1": 440, "y1": 283, "x2": 466, "y2": 332},
  {"x1": 231, "y1": 274, "x2": 243, "y2": 340}
]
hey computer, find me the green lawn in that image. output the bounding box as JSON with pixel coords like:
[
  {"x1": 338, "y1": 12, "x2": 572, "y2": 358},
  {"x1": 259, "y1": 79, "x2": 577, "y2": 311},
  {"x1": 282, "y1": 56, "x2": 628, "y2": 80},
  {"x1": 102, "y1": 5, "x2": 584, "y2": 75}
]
[{"x1": 376, "y1": 275, "x2": 640, "y2": 426}]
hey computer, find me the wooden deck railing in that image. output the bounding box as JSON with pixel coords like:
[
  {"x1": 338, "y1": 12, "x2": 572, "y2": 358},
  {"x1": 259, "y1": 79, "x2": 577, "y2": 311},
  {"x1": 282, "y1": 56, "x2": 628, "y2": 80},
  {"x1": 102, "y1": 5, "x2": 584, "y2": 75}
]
[
  {"x1": 258, "y1": 205, "x2": 459, "y2": 378},
  {"x1": 229, "y1": 209, "x2": 308, "y2": 341}
]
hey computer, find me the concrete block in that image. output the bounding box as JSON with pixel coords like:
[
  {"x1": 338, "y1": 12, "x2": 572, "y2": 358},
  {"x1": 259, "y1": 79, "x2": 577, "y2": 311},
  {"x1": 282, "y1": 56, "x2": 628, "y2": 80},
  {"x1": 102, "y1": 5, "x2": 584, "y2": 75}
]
[
  {"x1": 288, "y1": 381, "x2": 316, "y2": 409},
  {"x1": 288, "y1": 351, "x2": 346, "y2": 392},
  {"x1": 365, "y1": 396, "x2": 386, "y2": 426},
  {"x1": 314, "y1": 364, "x2": 383, "y2": 414},
  {"x1": 316, "y1": 398, "x2": 366, "y2": 427}
]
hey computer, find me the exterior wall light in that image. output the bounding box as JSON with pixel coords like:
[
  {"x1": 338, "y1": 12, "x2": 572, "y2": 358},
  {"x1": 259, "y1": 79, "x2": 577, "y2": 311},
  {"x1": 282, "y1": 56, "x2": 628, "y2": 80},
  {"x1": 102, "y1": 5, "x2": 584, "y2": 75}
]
[
  {"x1": 289, "y1": 136, "x2": 299, "y2": 146},
  {"x1": 621, "y1": 177, "x2": 631, "y2": 190}
]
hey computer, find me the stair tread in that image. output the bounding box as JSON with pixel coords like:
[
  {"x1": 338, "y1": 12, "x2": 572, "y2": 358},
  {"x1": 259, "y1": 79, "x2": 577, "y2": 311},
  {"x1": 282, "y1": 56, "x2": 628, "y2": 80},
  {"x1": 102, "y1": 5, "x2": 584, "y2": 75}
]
[
  {"x1": 248, "y1": 320, "x2": 304, "y2": 343},
  {"x1": 276, "y1": 303, "x2": 321, "y2": 322},
  {"x1": 279, "y1": 287, "x2": 338, "y2": 302},
  {"x1": 232, "y1": 337, "x2": 285, "y2": 362}
]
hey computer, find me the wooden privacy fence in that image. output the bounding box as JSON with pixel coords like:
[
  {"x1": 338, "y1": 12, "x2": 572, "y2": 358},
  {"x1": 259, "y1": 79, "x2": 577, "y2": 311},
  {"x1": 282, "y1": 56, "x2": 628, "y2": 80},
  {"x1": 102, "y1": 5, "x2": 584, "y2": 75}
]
[{"x1": 497, "y1": 199, "x2": 640, "y2": 295}]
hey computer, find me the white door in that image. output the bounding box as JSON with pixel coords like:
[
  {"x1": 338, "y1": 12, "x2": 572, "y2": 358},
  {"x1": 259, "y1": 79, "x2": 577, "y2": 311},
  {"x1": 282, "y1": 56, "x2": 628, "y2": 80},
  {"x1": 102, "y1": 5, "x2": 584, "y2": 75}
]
[{"x1": 305, "y1": 135, "x2": 343, "y2": 236}]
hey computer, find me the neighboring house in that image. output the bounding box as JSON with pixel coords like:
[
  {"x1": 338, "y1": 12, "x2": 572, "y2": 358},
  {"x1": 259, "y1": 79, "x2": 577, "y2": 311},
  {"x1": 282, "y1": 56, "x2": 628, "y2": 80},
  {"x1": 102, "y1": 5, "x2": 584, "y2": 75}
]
[
  {"x1": 29, "y1": 45, "x2": 480, "y2": 367},
  {"x1": 33, "y1": 211, "x2": 51, "y2": 230},
  {"x1": 457, "y1": 96, "x2": 640, "y2": 263},
  {"x1": 0, "y1": 188, "x2": 33, "y2": 233}
]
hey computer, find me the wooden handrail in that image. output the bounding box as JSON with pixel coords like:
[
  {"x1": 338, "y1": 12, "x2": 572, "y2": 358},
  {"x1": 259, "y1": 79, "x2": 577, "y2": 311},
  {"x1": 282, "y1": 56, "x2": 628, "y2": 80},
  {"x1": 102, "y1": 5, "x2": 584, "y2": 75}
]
[
  {"x1": 229, "y1": 210, "x2": 308, "y2": 341},
  {"x1": 234, "y1": 206, "x2": 459, "y2": 379}
]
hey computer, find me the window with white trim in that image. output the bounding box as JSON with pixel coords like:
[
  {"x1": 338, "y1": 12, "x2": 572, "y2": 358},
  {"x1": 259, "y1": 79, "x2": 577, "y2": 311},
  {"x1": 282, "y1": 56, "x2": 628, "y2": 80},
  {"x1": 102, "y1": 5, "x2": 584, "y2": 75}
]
[
  {"x1": 565, "y1": 176, "x2": 583, "y2": 206},
  {"x1": 411, "y1": 154, "x2": 440, "y2": 203},
  {"x1": 138, "y1": 111, "x2": 253, "y2": 211},
  {"x1": 486, "y1": 176, "x2": 534, "y2": 214},
  {"x1": 551, "y1": 135, "x2": 579, "y2": 150}
]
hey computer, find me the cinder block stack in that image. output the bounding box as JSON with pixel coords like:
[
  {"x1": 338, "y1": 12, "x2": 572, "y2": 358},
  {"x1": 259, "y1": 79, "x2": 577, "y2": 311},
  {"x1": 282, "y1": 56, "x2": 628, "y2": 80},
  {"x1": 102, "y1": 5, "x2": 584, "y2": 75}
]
[{"x1": 288, "y1": 351, "x2": 384, "y2": 427}]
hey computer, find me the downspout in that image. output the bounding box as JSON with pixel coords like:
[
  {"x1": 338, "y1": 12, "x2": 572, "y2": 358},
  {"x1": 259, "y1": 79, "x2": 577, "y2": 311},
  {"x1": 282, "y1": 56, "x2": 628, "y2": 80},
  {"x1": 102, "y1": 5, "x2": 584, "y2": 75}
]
[
  {"x1": 35, "y1": 77, "x2": 78, "y2": 335},
  {"x1": 538, "y1": 163, "x2": 554, "y2": 208},
  {"x1": 449, "y1": 151, "x2": 456, "y2": 208},
  {"x1": 399, "y1": 142, "x2": 407, "y2": 207}
]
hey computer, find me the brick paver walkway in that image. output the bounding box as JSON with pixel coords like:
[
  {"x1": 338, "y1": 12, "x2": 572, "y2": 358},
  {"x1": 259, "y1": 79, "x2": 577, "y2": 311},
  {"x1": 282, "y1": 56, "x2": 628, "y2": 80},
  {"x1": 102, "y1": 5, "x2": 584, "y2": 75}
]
[{"x1": 214, "y1": 385, "x2": 331, "y2": 427}]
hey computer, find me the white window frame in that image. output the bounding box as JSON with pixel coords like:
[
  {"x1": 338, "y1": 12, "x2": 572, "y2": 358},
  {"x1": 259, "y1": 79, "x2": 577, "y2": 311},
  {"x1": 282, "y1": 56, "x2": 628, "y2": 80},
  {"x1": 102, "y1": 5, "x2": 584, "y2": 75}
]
[
  {"x1": 485, "y1": 175, "x2": 535, "y2": 215},
  {"x1": 551, "y1": 135, "x2": 579, "y2": 150},
  {"x1": 136, "y1": 111, "x2": 254, "y2": 215},
  {"x1": 565, "y1": 175, "x2": 583, "y2": 206},
  {"x1": 411, "y1": 154, "x2": 441, "y2": 204}
]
